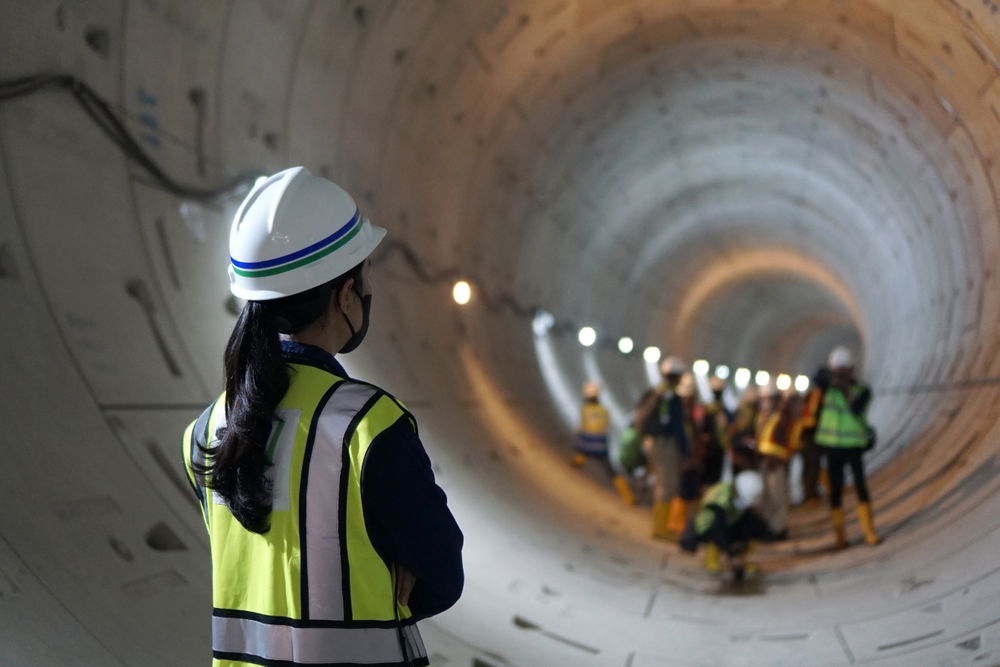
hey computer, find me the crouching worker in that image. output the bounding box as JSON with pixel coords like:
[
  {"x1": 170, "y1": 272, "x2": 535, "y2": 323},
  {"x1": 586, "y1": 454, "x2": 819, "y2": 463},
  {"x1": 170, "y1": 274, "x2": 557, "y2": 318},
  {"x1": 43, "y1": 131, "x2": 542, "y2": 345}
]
[{"x1": 680, "y1": 471, "x2": 770, "y2": 583}]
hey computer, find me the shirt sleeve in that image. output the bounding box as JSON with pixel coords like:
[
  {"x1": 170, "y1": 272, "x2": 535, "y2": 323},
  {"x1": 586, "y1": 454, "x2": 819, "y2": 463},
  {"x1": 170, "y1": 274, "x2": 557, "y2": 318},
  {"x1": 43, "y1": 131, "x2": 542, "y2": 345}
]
[
  {"x1": 360, "y1": 416, "x2": 465, "y2": 620},
  {"x1": 670, "y1": 395, "x2": 690, "y2": 457}
]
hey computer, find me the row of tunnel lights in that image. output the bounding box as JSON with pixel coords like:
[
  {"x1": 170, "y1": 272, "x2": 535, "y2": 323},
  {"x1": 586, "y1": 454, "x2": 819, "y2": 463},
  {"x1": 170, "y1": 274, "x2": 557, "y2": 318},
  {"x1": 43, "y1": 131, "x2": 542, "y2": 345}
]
[{"x1": 450, "y1": 280, "x2": 811, "y2": 393}]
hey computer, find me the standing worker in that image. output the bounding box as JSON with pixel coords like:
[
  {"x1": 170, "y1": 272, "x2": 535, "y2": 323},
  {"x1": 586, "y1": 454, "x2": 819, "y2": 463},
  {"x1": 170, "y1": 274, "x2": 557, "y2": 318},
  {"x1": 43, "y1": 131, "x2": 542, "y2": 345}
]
[
  {"x1": 182, "y1": 167, "x2": 463, "y2": 667},
  {"x1": 816, "y1": 346, "x2": 881, "y2": 548},
  {"x1": 575, "y1": 381, "x2": 635, "y2": 505},
  {"x1": 643, "y1": 357, "x2": 691, "y2": 539},
  {"x1": 756, "y1": 390, "x2": 803, "y2": 540},
  {"x1": 800, "y1": 366, "x2": 831, "y2": 506},
  {"x1": 700, "y1": 376, "x2": 733, "y2": 488}
]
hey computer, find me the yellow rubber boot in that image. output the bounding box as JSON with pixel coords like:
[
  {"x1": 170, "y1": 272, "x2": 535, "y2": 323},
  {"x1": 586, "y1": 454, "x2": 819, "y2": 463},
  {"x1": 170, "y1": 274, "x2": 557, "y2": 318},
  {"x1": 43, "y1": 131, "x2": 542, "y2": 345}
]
[
  {"x1": 831, "y1": 508, "x2": 847, "y2": 550},
  {"x1": 703, "y1": 543, "x2": 722, "y2": 573},
  {"x1": 667, "y1": 497, "x2": 687, "y2": 536},
  {"x1": 571, "y1": 453, "x2": 586, "y2": 467},
  {"x1": 857, "y1": 502, "x2": 882, "y2": 546},
  {"x1": 651, "y1": 501, "x2": 672, "y2": 539},
  {"x1": 744, "y1": 541, "x2": 759, "y2": 574},
  {"x1": 613, "y1": 475, "x2": 636, "y2": 505}
]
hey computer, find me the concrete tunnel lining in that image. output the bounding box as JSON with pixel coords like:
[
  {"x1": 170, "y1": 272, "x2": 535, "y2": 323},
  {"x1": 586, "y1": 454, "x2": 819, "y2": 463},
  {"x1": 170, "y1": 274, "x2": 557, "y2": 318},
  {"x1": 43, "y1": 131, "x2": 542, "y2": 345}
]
[{"x1": 2, "y1": 0, "x2": 1000, "y2": 664}]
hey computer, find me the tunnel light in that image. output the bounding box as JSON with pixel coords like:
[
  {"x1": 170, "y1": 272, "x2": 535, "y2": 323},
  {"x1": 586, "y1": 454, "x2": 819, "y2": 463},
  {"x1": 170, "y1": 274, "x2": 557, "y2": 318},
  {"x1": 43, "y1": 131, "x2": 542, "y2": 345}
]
[
  {"x1": 253, "y1": 175, "x2": 269, "y2": 190},
  {"x1": 643, "y1": 346, "x2": 661, "y2": 364},
  {"x1": 578, "y1": 326, "x2": 597, "y2": 347},
  {"x1": 795, "y1": 375, "x2": 810, "y2": 393},
  {"x1": 734, "y1": 368, "x2": 751, "y2": 389},
  {"x1": 755, "y1": 370, "x2": 771, "y2": 387},
  {"x1": 776, "y1": 373, "x2": 792, "y2": 392},
  {"x1": 452, "y1": 280, "x2": 472, "y2": 305},
  {"x1": 692, "y1": 359, "x2": 710, "y2": 375},
  {"x1": 532, "y1": 310, "x2": 555, "y2": 337},
  {"x1": 617, "y1": 337, "x2": 634, "y2": 354},
  {"x1": 715, "y1": 365, "x2": 731, "y2": 380}
]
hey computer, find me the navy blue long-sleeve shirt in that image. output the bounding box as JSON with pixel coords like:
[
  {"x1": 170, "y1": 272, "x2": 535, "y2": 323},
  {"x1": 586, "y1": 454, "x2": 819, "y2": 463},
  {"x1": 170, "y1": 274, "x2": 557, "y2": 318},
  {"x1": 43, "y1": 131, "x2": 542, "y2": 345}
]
[{"x1": 280, "y1": 341, "x2": 464, "y2": 619}]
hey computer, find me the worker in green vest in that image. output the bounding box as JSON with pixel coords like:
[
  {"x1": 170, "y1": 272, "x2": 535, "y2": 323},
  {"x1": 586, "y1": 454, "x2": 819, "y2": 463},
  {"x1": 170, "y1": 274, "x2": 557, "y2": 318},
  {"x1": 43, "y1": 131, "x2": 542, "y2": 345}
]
[
  {"x1": 815, "y1": 346, "x2": 881, "y2": 549},
  {"x1": 680, "y1": 470, "x2": 769, "y2": 582},
  {"x1": 183, "y1": 167, "x2": 463, "y2": 666}
]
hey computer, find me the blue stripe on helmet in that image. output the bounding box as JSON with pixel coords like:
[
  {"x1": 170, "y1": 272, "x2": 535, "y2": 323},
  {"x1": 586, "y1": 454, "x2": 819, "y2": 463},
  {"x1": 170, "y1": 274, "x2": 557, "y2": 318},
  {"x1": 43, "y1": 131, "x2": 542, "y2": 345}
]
[{"x1": 231, "y1": 208, "x2": 361, "y2": 270}]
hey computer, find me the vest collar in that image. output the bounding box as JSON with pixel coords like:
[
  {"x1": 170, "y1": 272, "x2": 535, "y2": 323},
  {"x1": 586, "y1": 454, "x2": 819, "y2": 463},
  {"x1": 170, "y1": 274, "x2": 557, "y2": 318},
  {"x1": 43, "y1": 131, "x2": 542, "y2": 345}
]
[{"x1": 280, "y1": 339, "x2": 350, "y2": 378}]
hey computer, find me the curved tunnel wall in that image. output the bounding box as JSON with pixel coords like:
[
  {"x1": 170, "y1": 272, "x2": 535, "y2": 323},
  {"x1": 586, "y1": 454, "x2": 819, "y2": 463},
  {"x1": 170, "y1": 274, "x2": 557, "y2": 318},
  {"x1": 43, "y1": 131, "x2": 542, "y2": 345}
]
[{"x1": 2, "y1": 0, "x2": 1000, "y2": 664}]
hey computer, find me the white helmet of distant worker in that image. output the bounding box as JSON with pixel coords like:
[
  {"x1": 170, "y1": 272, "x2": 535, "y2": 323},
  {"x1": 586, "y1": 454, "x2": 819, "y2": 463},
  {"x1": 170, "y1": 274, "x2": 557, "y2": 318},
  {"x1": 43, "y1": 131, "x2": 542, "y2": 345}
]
[
  {"x1": 228, "y1": 166, "x2": 386, "y2": 301},
  {"x1": 829, "y1": 346, "x2": 854, "y2": 369},
  {"x1": 733, "y1": 471, "x2": 764, "y2": 511},
  {"x1": 660, "y1": 356, "x2": 686, "y2": 376}
]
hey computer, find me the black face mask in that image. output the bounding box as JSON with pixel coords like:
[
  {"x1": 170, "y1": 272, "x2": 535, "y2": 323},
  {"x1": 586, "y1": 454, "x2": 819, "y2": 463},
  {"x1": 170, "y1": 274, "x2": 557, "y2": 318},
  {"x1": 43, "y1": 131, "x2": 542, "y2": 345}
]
[{"x1": 339, "y1": 284, "x2": 371, "y2": 354}]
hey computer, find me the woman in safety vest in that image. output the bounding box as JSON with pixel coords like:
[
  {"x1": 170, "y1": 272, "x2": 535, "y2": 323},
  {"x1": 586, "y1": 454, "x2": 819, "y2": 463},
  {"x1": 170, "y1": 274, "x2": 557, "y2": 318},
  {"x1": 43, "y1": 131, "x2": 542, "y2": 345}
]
[
  {"x1": 816, "y1": 346, "x2": 881, "y2": 548},
  {"x1": 182, "y1": 167, "x2": 463, "y2": 666}
]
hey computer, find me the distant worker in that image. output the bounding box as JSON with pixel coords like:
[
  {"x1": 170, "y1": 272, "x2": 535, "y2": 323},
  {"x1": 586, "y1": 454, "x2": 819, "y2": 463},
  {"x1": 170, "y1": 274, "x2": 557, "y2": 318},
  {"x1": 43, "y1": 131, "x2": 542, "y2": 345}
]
[
  {"x1": 681, "y1": 470, "x2": 770, "y2": 582},
  {"x1": 643, "y1": 357, "x2": 691, "y2": 539},
  {"x1": 182, "y1": 167, "x2": 463, "y2": 666},
  {"x1": 617, "y1": 389, "x2": 660, "y2": 501},
  {"x1": 700, "y1": 376, "x2": 733, "y2": 487},
  {"x1": 675, "y1": 373, "x2": 703, "y2": 535},
  {"x1": 816, "y1": 346, "x2": 881, "y2": 548},
  {"x1": 800, "y1": 366, "x2": 832, "y2": 506},
  {"x1": 756, "y1": 390, "x2": 804, "y2": 540},
  {"x1": 729, "y1": 386, "x2": 760, "y2": 473},
  {"x1": 575, "y1": 381, "x2": 635, "y2": 505}
]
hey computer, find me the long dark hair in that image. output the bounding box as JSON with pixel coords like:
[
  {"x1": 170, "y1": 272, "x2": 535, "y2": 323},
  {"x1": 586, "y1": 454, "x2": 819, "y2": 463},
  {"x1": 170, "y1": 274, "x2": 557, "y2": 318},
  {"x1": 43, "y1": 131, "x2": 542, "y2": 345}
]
[{"x1": 194, "y1": 263, "x2": 364, "y2": 533}]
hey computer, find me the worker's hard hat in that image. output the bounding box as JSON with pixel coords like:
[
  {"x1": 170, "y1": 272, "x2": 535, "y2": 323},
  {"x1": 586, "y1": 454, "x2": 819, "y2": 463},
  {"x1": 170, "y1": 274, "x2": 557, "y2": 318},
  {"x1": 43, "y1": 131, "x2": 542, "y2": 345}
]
[
  {"x1": 829, "y1": 346, "x2": 854, "y2": 369},
  {"x1": 660, "y1": 356, "x2": 686, "y2": 376},
  {"x1": 709, "y1": 376, "x2": 726, "y2": 392},
  {"x1": 733, "y1": 470, "x2": 764, "y2": 510},
  {"x1": 228, "y1": 167, "x2": 386, "y2": 301},
  {"x1": 582, "y1": 381, "x2": 600, "y2": 399}
]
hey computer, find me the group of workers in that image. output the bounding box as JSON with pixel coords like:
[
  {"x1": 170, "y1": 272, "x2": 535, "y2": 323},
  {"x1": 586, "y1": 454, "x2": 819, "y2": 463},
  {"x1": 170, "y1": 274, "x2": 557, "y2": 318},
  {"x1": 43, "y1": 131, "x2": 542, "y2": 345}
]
[{"x1": 575, "y1": 346, "x2": 882, "y2": 580}]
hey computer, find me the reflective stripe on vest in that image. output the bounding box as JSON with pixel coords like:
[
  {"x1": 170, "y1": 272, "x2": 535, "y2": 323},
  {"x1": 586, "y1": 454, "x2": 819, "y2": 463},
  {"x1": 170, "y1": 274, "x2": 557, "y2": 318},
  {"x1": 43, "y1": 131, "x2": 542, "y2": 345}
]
[
  {"x1": 757, "y1": 414, "x2": 802, "y2": 461},
  {"x1": 183, "y1": 363, "x2": 429, "y2": 666},
  {"x1": 815, "y1": 386, "x2": 869, "y2": 448}
]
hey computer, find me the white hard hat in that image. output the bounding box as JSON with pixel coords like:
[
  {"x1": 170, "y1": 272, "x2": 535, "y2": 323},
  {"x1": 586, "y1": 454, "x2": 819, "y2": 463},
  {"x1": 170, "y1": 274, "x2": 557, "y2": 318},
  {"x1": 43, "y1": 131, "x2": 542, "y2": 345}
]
[
  {"x1": 733, "y1": 471, "x2": 764, "y2": 510},
  {"x1": 829, "y1": 346, "x2": 854, "y2": 369},
  {"x1": 582, "y1": 381, "x2": 600, "y2": 399},
  {"x1": 660, "y1": 356, "x2": 686, "y2": 376},
  {"x1": 228, "y1": 167, "x2": 386, "y2": 301}
]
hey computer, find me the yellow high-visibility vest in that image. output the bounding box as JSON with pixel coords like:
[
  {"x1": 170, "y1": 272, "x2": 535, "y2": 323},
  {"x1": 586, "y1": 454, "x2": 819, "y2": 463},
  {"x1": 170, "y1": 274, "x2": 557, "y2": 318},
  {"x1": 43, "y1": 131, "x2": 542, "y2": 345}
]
[
  {"x1": 757, "y1": 413, "x2": 802, "y2": 462},
  {"x1": 183, "y1": 363, "x2": 429, "y2": 666}
]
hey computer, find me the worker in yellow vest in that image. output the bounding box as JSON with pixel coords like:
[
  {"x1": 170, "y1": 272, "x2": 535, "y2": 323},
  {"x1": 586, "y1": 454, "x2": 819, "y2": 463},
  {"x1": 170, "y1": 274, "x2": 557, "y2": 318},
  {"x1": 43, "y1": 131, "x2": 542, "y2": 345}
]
[
  {"x1": 757, "y1": 390, "x2": 804, "y2": 540},
  {"x1": 575, "y1": 381, "x2": 635, "y2": 504},
  {"x1": 182, "y1": 167, "x2": 463, "y2": 666},
  {"x1": 680, "y1": 471, "x2": 770, "y2": 582},
  {"x1": 816, "y1": 346, "x2": 881, "y2": 548}
]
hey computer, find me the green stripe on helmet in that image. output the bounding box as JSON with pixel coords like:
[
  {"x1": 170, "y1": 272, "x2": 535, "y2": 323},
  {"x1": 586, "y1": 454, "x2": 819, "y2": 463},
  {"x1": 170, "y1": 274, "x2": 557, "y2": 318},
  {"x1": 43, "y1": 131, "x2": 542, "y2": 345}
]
[{"x1": 232, "y1": 223, "x2": 362, "y2": 278}]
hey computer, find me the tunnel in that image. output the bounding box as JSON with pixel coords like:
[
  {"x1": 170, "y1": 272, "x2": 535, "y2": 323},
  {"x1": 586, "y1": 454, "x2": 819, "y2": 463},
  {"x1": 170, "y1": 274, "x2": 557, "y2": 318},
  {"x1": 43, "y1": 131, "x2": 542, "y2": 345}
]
[{"x1": 2, "y1": 0, "x2": 1000, "y2": 664}]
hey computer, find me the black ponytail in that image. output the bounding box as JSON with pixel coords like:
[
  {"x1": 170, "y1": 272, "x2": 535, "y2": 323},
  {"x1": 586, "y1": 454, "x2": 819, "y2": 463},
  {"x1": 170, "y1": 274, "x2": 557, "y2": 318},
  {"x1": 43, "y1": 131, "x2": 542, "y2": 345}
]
[
  {"x1": 194, "y1": 302, "x2": 287, "y2": 533},
  {"x1": 194, "y1": 261, "x2": 365, "y2": 534}
]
